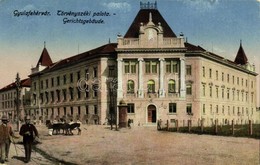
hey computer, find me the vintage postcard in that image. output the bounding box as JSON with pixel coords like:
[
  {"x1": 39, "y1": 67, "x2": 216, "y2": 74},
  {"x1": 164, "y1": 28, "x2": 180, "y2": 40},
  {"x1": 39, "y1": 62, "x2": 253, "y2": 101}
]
[{"x1": 0, "y1": 0, "x2": 259, "y2": 164}]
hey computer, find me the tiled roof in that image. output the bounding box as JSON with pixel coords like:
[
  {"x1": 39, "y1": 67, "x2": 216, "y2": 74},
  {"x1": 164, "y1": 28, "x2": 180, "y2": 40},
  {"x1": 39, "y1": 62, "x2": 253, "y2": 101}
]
[
  {"x1": 234, "y1": 43, "x2": 248, "y2": 65},
  {"x1": 185, "y1": 42, "x2": 205, "y2": 51},
  {"x1": 35, "y1": 43, "x2": 117, "y2": 74},
  {"x1": 37, "y1": 47, "x2": 53, "y2": 67},
  {"x1": 0, "y1": 78, "x2": 31, "y2": 92},
  {"x1": 124, "y1": 9, "x2": 177, "y2": 38}
]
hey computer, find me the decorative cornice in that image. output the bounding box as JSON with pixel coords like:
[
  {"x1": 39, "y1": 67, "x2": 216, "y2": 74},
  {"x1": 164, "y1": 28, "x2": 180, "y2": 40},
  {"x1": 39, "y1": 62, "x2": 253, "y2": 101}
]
[
  {"x1": 186, "y1": 52, "x2": 258, "y2": 76},
  {"x1": 116, "y1": 48, "x2": 187, "y2": 53}
]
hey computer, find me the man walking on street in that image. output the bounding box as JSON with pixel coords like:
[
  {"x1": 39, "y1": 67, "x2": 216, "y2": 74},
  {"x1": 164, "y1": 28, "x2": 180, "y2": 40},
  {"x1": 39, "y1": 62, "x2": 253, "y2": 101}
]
[
  {"x1": 0, "y1": 115, "x2": 14, "y2": 164},
  {"x1": 19, "y1": 115, "x2": 39, "y2": 163}
]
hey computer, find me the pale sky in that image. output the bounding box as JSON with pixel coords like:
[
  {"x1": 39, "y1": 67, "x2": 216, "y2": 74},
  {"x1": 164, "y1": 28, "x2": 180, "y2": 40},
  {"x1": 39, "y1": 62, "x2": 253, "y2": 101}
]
[{"x1": 0, "y1": 0, "x2": 259, "y2": 106}]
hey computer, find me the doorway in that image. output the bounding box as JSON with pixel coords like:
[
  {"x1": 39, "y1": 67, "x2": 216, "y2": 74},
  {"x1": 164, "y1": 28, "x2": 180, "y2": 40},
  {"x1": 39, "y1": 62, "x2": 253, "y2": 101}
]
[{"x1": 147, "y1": 105, "x2": 156, "y2": 123}]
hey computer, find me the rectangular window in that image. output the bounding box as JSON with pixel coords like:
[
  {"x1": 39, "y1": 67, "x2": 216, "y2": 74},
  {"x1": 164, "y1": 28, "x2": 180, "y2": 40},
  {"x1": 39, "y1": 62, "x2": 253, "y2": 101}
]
[
  {"x1": 45, "y1": 92, "x2": 49, "y2": 103},
  {"x1": 70, "y1": 73, "x2": 73, "y2": 83},
  {"x1": 40, "y1": 93, "x2": 43, "y2": 104},
  {"x1": 57, "y1": 76, "x2": 60, "y2": 86},
  {"x1": 77, "y1": 71, "x2": 81, "y2": 81},
  {"x1": 64, "y1": 107, "x2": 67, "y2": 116},
  {"x1": 63, "y1": 75, "x2": 67, "y2": 84},
  {"x1": 109, "y1": 66, "x2": 116, "y2": 77},
  {"x1": 124, "y1": 61, "x2": 136, "y2": 74},
  {"x1": 77, "y1": 88, "x2": 81, "y2": 99},
  {"x1": 93, "y1": 67, "x2": 98, "y2": 78},
  {"x1": 169, "y1": 103, "x2": 177, "y2": 113},
  {"x1": 94, "y1": 105, "x2": 98, "y2": 115},
  {"x1": 46, "y1": 79, "x2": 49, "y2": 89},
  {"x1": 222, "y1": 88, "x2": 224, "y2": 99},
  {"x1": 127, "y1": 103, "x2": 135, "y2": 113},
  {"x1": 237, "y1": 77, "x2": 239, "y2": 85},
  {"x1": 85, "y1": 69, "x2": 89, "y2": 80},
  {"x1": 145, "y1": 61, "x2": 158, "y2": 74},
  {"x1": 203, "y1": 104, "x2": 205, "y2": 114},
  {"x1": 78, "y1": 106, "x2": 81, "y2": 115},
  {"x1": 222, "y1": 72, "x2": 224, "y2": 81},
  {"x1": 40, "y1": 81, "x2": 43, "y2": 89},
  {"x1": 202, "y1": 66, "x2": 205, "y2": 77},
  {"x1": 125, "y1": 61, "x2": 130, "y2": 73},
  {"x1": 93, "y1": 84, "x2": 98, "y2": 97},
  {"x1": 186, "y1": 104, "x2": 192, "y2": 114},
  {"x1": 209, "y1": 69, "x2": 212, "y2": 78},
  {"x1": 145, "y1": 61, "x2": 150, "y2": 73},
  {"x1": 51, "y1": 78, "x2": 54, "y2": 87},
  {"x1": 232, "y1": 76, "x2": 234, "y2": 84},
  {"x1": 216, "y1": 71, "x2": 218, "y2": 80},
  {"x1": 186, "y1": 65, "x2": 192, "y2": 75},
  {"x1": 51, "y1": 91, "x2": 54, "y2": 102},
  {"x1": 151, "y1": 62, "x2": 157, "y2": 73},
  {"x1": 186, "y1": 84, "x2": 192, "y2": 95},
  {"x1": 130, "y1": 62, "x2": 136, "y2": 73},
  {"x1": 85, "y1": 85, "x2": 89, "y2": 98},
  {"x1": 63, "y1": 89, "x2": 67, "y2": 101},
  {"x1": 216, "y1": 87, "x2": 219, "y2": 98},
  {"x1": 227, "y1": 74, "x2": 230, "y2": 83},
  {"x1": 166, "y1": 60, "x2": 178, "y2": 73},
  {"x1": 209, "y1": 86, "x2": 212, "y2": 97},
  {"x1": 227, "y1": 89, "x2": 230, "y2": 99},
  {"x1": 56, "y1": 90, "x2": 60, "y2": 102},
  {"x1": 202, "y1": 85, "x2": 205, "y2": 96},
  {"x1": 70, "y1": 88, "x2": 74, "y2": 100},
  {"x1": 71, "y1": 107, "x2": 73, "y2": 115},
  {"x1": 85, "y1": 105, "x2": 89, "y2": 114}
]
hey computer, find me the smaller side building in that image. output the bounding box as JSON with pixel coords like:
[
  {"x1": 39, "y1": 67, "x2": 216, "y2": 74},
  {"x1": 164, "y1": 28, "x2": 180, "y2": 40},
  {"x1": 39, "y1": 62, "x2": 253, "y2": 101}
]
[{"x1": 0, "y1": 78, "x2": 31, "y2": 122}]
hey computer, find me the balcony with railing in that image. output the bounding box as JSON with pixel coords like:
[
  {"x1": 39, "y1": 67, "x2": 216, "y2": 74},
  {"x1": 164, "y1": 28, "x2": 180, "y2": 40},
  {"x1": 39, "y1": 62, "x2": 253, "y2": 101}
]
[{"x1": 117, "y1": 37, "x2": 185, "y2": 49}]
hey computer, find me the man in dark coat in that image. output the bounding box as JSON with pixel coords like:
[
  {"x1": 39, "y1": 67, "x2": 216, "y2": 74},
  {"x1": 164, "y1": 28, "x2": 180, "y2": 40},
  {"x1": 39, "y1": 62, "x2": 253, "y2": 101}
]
[
  {"x1": 19, "y1": 115, "x2": 39, "y2": 163},
  {"x1": 0, "y1": 115, "x2": 14, "y2": 163}
]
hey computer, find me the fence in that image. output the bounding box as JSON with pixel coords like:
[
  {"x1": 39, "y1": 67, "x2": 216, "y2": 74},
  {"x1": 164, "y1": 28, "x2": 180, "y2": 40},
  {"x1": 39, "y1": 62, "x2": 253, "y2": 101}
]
[{"x1": 158, "y1": 119, "x2": 260, "y2": 139}]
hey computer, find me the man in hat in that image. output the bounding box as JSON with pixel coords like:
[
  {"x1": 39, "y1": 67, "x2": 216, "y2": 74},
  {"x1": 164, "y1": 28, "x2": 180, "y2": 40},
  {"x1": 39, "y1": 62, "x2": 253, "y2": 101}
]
[
  {"x1": 19, "y1": 115, "x2": 39, "y2": 163},
  {"x1": 0, "y1": 115, "x2": 14, "y2": 163}
]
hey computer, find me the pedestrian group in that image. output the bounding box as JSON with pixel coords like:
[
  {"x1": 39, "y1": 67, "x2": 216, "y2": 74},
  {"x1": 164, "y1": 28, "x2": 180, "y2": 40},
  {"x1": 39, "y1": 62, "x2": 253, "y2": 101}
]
[{"x1": 0, "y1": 115, "x2": 38, "y2": 164}]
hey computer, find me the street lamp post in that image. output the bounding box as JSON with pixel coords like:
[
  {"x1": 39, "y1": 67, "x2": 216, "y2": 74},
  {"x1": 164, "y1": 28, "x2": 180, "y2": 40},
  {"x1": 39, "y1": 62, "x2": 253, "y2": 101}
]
[{"x1": 15, "y1": 73, "x2": 21, "y2": 131}]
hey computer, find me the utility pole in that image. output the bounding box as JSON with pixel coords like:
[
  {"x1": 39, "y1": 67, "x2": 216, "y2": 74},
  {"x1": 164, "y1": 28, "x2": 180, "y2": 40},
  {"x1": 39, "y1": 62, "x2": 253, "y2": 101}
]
[{"x1": 15, "y1": 73, "x2": 21, "y2": 131}]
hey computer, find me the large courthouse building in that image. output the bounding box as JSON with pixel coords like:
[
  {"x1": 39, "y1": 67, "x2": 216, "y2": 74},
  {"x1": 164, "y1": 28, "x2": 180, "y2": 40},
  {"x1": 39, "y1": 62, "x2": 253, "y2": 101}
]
[{"x1": 26, "y1": 2, "x2": 258, "y2": 126}]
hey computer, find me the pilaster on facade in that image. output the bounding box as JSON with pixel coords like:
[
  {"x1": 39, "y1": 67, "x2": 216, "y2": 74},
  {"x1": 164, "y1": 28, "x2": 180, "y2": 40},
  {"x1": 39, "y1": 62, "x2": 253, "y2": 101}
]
[
  {"x1": 180, "y1": 57, "x2": 186, "y2": 98},
  {"x1": 117, "y1": 58, "x2": 123, "y2": 99},
  {"x1": 159, "y1": 58, "x2": 165, "y2": 98},
  {"x1": 138, "y1": 58, "x2": 144, "y2": 98}
]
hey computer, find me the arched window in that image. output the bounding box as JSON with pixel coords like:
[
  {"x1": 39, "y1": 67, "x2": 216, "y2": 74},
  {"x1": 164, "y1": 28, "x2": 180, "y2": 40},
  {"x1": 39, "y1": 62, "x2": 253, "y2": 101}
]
[
  {"x1": 127, "y1": 80, "x2": 134, "y2": 93},
  {"x1": 168, "y1": 79, "x2": 176, "y2": 93},
  {"x1": 147, "y1": 80, "x2": 155, "y2": 93}
]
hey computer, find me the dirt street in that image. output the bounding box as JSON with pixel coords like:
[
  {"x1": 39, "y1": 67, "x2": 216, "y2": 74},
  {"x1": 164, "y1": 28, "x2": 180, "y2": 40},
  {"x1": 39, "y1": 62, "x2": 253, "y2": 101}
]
[{"x1": 2, "y1": 124, "x2": 259, "y2": 165}]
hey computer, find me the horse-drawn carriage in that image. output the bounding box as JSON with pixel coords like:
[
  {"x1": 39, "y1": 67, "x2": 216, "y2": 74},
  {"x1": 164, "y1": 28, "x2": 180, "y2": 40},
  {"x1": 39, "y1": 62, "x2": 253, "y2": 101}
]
[{"x1": 47, "y1": 122, "x2": 81, "y2": 135}]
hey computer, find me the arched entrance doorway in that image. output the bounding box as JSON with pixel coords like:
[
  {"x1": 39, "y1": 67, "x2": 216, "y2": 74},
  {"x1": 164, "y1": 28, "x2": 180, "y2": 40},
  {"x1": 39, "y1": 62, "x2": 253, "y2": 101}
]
[{"x1": 147, "y1": 105, "x2": 156, "y2": 123}]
